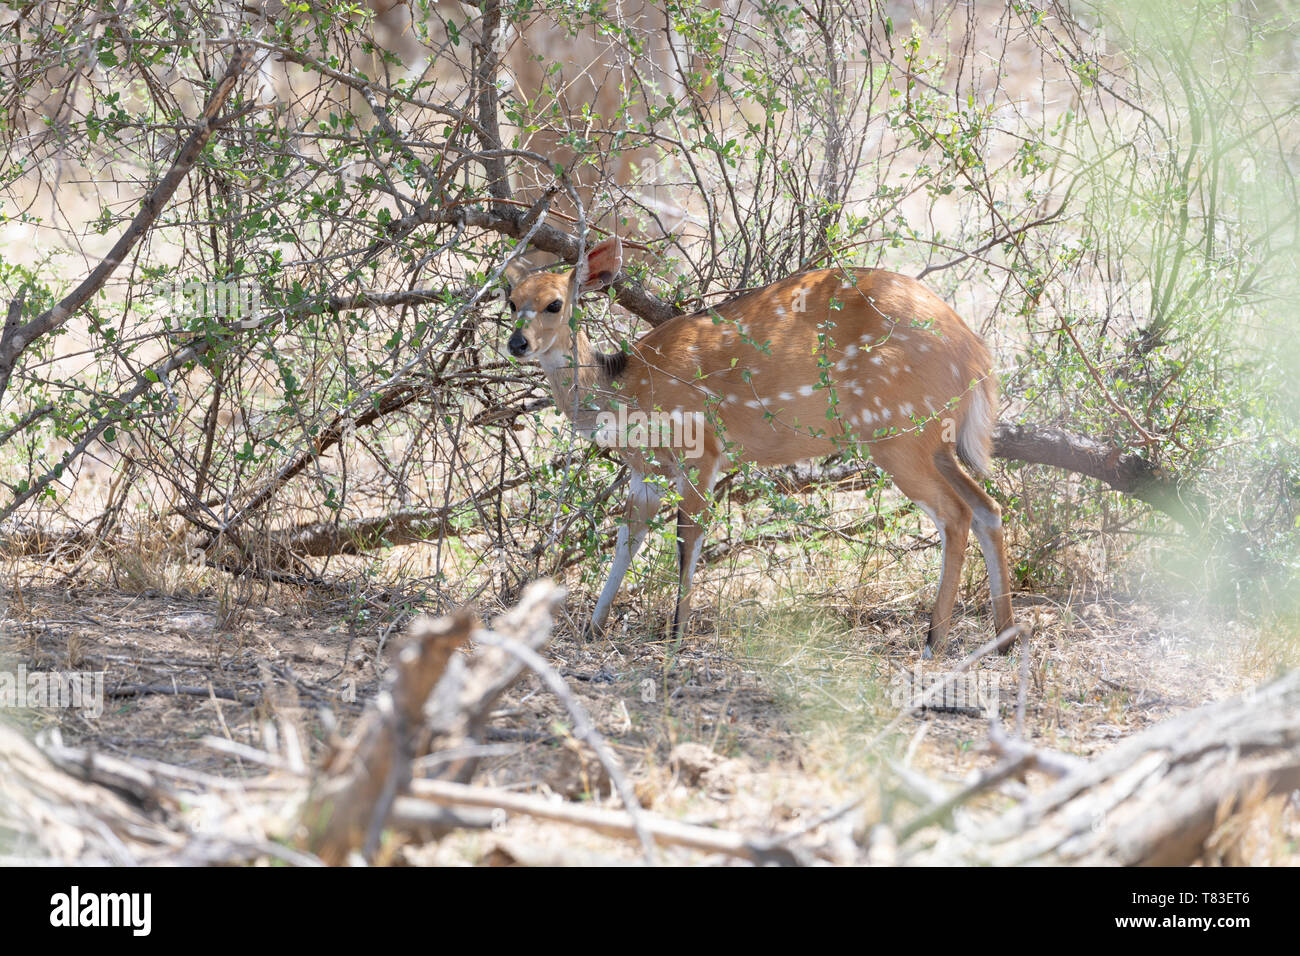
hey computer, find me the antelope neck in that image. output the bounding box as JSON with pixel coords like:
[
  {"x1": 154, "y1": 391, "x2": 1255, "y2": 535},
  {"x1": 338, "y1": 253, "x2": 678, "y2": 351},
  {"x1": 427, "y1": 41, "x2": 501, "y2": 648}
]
[{"x1": 539, "y1": 328, "x2": 628, "y2": 426}]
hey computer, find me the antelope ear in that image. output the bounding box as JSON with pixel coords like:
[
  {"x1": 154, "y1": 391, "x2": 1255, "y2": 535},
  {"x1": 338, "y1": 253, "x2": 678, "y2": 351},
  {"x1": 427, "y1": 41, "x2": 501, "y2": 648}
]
[
  {"x1": 579, "y1": 236, "x2": 623, "y2": 292},
  {"x1": 502, "y1": 256, "x2": 531, "y2": 290}
]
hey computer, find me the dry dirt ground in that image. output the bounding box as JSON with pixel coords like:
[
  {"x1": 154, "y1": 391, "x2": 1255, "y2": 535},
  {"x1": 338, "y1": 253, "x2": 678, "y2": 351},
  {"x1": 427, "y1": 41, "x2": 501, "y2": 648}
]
[{"x1": 3, "y1": 547, "x2": 1295, "y2": 866}]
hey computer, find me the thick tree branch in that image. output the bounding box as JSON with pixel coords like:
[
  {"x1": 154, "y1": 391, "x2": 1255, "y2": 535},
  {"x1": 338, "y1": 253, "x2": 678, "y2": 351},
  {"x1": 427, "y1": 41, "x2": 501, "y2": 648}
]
[
  {"x1": 472, "y1": 0, "x2": 511, "y2": 208},
  {"x1": 393, "y1": 203, "x2": 685, "y2": 326},
  {"x1": 991, "y1": 422, "x2": 1205, "y2": 531}
]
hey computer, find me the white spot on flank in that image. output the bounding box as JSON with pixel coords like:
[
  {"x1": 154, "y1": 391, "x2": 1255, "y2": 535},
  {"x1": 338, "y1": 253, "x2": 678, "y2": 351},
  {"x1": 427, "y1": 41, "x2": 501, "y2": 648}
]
[
  {"x1": 874, "y1": 396, "x2": 883, "y2": 407},
  {"x1": 900, "y1": 402, "x2": 915, "y2": 418},
  {"x1": 843, "y1": 344, "x2": 859, "y2": 359},
  {"x1": 778, "y1": 390, "x2": 794, "y2": 401},
  {"x1": 744, "y1": 399, "x2": 762, "y2": 409},
  {"x1": 853, "y1": 387, "x2": 865, "y2": 397},
  {"x1": 775, "y1": 306, "x2": 786, "y2": 316},
  {"x1": 902, "y1": 365, "x2": 912, "y2": 373},
  {"x1": 871, "y1": 356, "x2": 884, "y2": 365},
  {"x1": 950, "y1": 362, "x2": 960, "y2": 377},
  {"x1": 798, "y1": 385, "x2": 815, "y2": 397}
]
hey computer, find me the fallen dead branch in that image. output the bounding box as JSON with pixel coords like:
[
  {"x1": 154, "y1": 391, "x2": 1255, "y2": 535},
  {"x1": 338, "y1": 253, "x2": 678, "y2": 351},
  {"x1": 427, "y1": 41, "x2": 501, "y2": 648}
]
[
  {"x1": 405, "y1": 778, "x2": 800, "y2": 865},
  {"x1": 0, "y1": 724, "x2": 185, "y2": 864},
  {"x1": 107, "y1": 683, "x2": 249, "y2": 704},
  {"x1": 991, "y1": 422, "x2": 1206, "y2": 531},
  {"x1": 244, "y1": 420, "x2": 1215, "y2": 560},
  {"x1": 986, "y1": 718, "x2": 1085, "y2": 779},
  {"x1": 905, "y1": 669, "x2": 1300, "y2": 865},
  {"x1": 300, "y1": 607, "x2": 474, "y2": 864}
]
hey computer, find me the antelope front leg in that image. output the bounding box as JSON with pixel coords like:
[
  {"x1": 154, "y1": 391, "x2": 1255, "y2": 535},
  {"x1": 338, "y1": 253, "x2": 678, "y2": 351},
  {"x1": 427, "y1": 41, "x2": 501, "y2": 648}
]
[
  {"x1": 591, "y1": 472, "x2": 661, "y2": 637},
  {"x1": 671, "y1": 507, "x2": 707, "y2": 639},
  {"x1": 670, "y1": 456, "x2": 720, "y2": 639}
]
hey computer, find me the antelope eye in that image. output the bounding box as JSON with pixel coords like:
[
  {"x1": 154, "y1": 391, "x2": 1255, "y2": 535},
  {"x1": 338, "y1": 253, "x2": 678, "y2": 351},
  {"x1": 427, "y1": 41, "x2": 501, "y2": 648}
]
[{"x1": 546, "y1": 299, "x2": 563, "y2": 313}]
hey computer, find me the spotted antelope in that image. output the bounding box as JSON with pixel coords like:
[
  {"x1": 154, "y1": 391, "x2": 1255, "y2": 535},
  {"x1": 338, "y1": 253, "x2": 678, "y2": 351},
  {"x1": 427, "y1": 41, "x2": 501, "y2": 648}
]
[{"x1": 505, "y1": 237, "x2": 1014, "y2": 655}]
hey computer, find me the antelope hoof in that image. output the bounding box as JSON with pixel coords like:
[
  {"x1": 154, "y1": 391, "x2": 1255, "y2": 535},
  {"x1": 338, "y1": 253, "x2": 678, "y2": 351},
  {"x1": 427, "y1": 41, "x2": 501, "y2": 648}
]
[
  {"x1": 925, "y1": 619, "x2": 946, "y2": 658},
  {"x1": 584, "y1": 613, "x2": 610, "y2": 643},
  {"x1": 670, "y1": 606, "x2": 691, "y2": 640},
  {"x1": 994, "y1": 623, "x2": 1025, "y2": 655}
]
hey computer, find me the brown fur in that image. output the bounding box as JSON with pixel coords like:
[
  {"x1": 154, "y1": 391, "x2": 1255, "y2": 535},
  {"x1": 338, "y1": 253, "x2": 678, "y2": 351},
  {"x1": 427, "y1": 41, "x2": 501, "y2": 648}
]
[{"x1": 506, "y1": 239, "x2": 1015, "y2": 654}]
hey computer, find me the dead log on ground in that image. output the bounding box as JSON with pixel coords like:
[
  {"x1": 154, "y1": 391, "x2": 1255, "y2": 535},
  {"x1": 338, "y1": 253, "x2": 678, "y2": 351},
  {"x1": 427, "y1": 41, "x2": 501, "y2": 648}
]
[
  {"x1": 906, "y1": 669, "x2": 1300, "y2": 865},
  {"x1": 298, "y1": 608, "x2": 475, "y2": 865}
]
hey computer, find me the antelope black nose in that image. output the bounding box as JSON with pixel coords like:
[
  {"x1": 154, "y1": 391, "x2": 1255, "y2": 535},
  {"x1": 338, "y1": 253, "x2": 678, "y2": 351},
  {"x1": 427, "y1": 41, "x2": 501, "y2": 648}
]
[{"x1": 508, "y1": 331, "x2": 528, "y2": 357}]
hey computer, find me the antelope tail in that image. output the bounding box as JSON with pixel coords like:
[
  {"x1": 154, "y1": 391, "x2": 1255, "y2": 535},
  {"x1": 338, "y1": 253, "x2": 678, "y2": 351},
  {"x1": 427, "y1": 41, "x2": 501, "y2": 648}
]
[{"x1": 956, "y1": 376, "x2": 997, "y2": 478}]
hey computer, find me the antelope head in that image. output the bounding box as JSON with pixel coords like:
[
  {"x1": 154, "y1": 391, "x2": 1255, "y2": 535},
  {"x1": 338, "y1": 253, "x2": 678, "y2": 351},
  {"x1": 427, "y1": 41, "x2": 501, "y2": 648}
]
[{"x1": 503, "y1": 237, "x2": 623, "y2": 365}]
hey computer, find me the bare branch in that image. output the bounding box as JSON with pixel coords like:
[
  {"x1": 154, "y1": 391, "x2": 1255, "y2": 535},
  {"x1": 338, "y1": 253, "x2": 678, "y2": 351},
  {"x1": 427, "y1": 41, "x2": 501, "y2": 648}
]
[{"x1": 0, "y1": 47, "x2": 251, "y2": 402}]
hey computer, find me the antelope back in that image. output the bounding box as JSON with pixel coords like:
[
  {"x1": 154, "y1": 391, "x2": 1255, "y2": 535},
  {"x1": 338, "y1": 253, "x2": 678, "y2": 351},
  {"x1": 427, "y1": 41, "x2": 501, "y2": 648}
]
[{"x1": 616, "y1": 269, "x2": 994, "y2": 469}]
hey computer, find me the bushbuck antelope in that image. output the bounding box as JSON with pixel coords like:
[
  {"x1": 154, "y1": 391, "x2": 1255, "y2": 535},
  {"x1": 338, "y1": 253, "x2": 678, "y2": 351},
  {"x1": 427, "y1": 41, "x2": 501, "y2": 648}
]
[{"x1": 505, "y1": 237, "x2": 1014, "y2": 655}]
